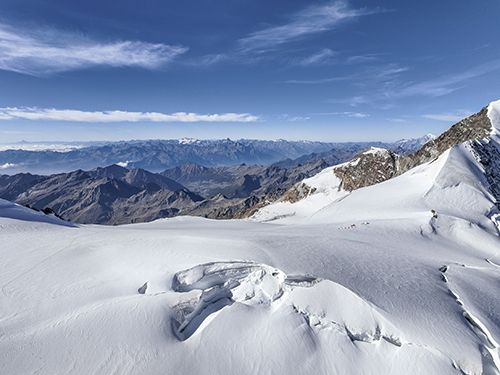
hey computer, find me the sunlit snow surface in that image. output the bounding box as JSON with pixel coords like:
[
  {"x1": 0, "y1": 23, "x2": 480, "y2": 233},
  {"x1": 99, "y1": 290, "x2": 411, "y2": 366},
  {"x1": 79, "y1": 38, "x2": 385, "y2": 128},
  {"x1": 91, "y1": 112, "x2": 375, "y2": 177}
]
[{"x1": 1, "y1": 103, "x2": 500, "y2": 374}]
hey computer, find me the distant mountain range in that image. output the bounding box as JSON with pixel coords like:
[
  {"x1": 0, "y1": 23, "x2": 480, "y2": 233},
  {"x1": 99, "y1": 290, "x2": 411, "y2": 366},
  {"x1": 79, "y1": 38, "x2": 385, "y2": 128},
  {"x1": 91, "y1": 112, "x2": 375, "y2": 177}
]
[
  {"x1": 0, "y1": 136, "x2": 433, "y2": 175},
  {"x1": 0, "y1": 134, "x2": 437, "y2": 224},
  {"x1": 0, "y1": 147, "x2": 360, "y2": 224}
]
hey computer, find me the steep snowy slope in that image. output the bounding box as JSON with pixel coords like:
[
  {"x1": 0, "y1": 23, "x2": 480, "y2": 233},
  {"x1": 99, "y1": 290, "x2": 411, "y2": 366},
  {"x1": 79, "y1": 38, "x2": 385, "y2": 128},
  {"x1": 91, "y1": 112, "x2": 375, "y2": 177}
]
[{"x1": 0, "y1": 103, "x2": 499, "y2": 375}]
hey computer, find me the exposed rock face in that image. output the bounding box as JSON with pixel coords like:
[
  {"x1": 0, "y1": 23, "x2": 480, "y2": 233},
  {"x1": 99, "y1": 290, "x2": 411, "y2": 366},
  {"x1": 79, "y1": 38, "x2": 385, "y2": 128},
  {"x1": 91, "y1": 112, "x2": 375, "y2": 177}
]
[
  {"x1": 281, "y1": 183, "x2": 317, "y2": 203},
  {"x1": 334, "y1": 148, "x2": 398, "y2": 192}
]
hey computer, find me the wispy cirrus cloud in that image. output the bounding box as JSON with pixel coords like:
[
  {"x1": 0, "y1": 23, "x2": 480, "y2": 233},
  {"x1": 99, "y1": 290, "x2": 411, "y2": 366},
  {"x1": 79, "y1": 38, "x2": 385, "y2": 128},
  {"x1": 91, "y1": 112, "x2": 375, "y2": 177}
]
[
  {"x1": 238, "y1": 1, "x2": 380, "y2": 54},
  {"x1": 194, "y1": 1, "x2": 382, "y2": 67},
  {"x1": 328, "y1": 59, "x2": 500, "y2": 109},
  {"x1": 313, "y1": 111, "x2": 370, "y2": 118},
  {"x1": 283, "y1": 75, "x2": 353, "y2": 85},
  {"x1": 345, "y1": 54, "x2": 381, "y2": 64},
  {"x1": 279, "y1": 114, "x2": 311, "y2": 122},
  {"x1": 422, "y1": 111, "x2": 472, "y2": 122},
  {"x1": 384, "y1": 59, "x2": 500, "y2": 99},
  {"x1": 0, "y1": 22, "x2": 188, "y2": 76},
  {"x1": 0, "y1": 107, "x2": 259, "y2": 123},
  {"x1": 197, "y1": 53, "x2": 230, "y2": 66},
  {"x1": 335, "y1": 111, "x2": 369, "y2": 118},
  {"x1": 328, "y1": 95, "x2": 370, "y2": 107},
  {"x1": 386, "y1": 118, "x2": 408, "y2": 123},
  {"x1": 294, "y1": 48, "x2": 337, "y2": 66},
  {"x1": 285, "y1": 63, "x2": 408, "y2": 85}
]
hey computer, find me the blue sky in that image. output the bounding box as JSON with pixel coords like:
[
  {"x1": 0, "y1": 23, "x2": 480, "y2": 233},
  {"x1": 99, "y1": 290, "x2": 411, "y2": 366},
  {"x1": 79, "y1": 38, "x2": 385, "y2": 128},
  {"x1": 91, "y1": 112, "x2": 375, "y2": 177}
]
[{"x1": 0, "y1": 0, "x2": 499, "y2": 142}]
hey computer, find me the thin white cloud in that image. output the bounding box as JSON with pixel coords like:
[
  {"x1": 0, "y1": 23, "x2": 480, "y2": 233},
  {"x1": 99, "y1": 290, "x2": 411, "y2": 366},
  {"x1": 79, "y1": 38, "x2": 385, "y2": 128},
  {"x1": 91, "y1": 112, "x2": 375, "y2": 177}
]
[
  {"x1": 238, "y1": 1, "x2": 379, "y2": 53},
  {"x1": 0, "y1": 22, "x2": 188, "y2": 75},
  {"x1": 196, "y1": 53, "x2": 231, "y2": 66},
  {"x1": 284, "y1": 75, "x2": 354, "y2": 84},
  {"x1": 0, "y1": 107, "x2": 259, "y2": 123},
  {"x1": 295, "y1": 48, "x2": 337, "y2": 66},
  {"x1": 387, "y1": 59, "x2": 500, "y2": 98},
  {"x1": 0, "y1": 163, "x2": 16, "y2": 170},
  {"x1": 374, "y1": 65, "x2": 409, "y2": 79},
  {"x1": 314, "y1": 111, "x2": 370, "y2": 118},
  {"x1": 286, "y1": 63, "x2": 408, "y2": 85},
  {"x1": 280, "y1": 114, "x2": 311, "y2": 122},
  {"x1": 386, "y1": 118, "x2": 408, "y2": 123},
  {"x1": 346, "y1": 54, "x2": 381, "y2": 64},
  {"x1": 328, "y1": 96, "x2": 370, "y2": 107},
  {"x1": 328, "y1": 59, "x2": 500, "y2": 108},
  {"x1": 340, "y1": 111, "x2": 369, "y2": 118},
  {"x1": 422, "y1": 111, "x2": 472, "y2": 122}
]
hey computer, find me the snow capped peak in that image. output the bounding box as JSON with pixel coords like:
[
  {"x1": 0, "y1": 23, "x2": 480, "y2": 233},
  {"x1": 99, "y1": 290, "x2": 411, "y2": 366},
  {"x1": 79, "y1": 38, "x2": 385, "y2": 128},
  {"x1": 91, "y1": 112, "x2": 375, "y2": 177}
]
[
  {"x1": 178, "y1": 137, "x2": 200, "y2": 145},
  {"x1": 115, "y1": 161, "x2": 130, "y2": 168},
  {"x1": 392, "y1": 134, "x2": 436, "y2": 154},
  {"x1": 363, "y1": 147, "x2": 390, "y2": 155}
]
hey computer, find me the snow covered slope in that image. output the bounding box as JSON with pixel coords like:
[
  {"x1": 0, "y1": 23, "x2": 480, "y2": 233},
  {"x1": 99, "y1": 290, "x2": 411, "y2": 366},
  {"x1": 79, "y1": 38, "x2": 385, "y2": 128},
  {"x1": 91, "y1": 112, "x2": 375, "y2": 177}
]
[
  {"x1": 1, "y1": 103, "x2": 499, "y2": 375},
  {"x1": 252, "y1": 164, "x2": 348, "y2": 223}
]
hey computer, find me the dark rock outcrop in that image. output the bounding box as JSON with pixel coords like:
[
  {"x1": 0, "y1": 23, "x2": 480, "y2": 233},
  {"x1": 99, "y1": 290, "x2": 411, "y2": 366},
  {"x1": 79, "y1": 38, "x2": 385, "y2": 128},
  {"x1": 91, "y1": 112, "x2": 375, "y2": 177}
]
[{"x1": 334, "y1": 148, "x2": 399, "y2": 192}]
